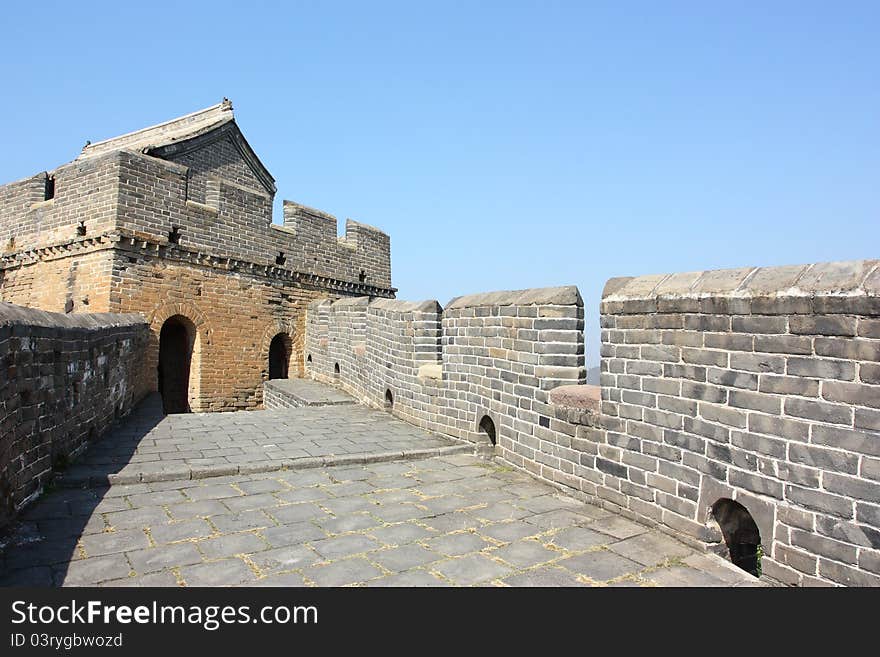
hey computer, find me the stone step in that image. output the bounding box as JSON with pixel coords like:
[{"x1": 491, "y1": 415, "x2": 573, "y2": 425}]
[
  {"x1": 263, "y1": 378, "x2": 356, "y2": 409},
  {"x1": 56, "y1": 444, "x2": 474, "y2": 488}
]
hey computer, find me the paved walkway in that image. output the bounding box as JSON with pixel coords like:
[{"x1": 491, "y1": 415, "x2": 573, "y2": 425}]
[
  {"x1": 0, "y1": 388, "x2": 762, "y2": 587},
  {"x1": 59, "y1": 394, "x2": 465, "y2": 486}
]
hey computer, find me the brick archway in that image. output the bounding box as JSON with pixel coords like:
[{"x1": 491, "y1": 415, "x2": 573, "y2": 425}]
[
  {"x1": 259, "y1": 319, "x2": 298, "y2": 380},
  {"x1": 147, "y1": 301, "x2": 209, "y2": 412},
  {"x1": 149, "y1": 301, "x2": 209, "y2": 332}
]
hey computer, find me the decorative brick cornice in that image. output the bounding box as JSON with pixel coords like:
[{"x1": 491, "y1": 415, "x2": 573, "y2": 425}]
[{"x1": 0, "y1": 230, "x2": 397, "y2": 299}]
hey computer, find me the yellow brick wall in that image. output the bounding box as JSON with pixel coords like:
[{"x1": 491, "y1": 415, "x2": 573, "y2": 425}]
[
  {"x1": 0, "y1": 249, "x2": 113, "y2": 313},
  {"x1": 109, "y1": 250, "x2": 337, "y2": 411}
]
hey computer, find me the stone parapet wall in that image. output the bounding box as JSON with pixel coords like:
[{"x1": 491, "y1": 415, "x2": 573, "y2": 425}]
[
  {"x1": 308, "y1": 260, "x2": 880, "y2": 586},
  {"x1": 305, "y1": 285, "x2": 586, "y2": 447},
  {"x1": 0, "y1": 302, "x2": 150, "y2": 528},
  {"x1": 593, "y1": 259, "x2": 880, "y2": 586}
]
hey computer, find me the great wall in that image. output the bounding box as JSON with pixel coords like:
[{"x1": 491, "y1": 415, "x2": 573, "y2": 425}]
[{"x1": 1, "y1": 101, "x2": 877, "y2": 586}]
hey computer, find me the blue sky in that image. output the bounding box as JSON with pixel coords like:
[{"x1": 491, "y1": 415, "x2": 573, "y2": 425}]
[{"x1": 2, "y1": 1, "x2": 878, "y2": 366}]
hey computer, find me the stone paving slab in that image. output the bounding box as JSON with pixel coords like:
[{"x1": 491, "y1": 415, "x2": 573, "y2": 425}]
[
  {"x1": 56, "y1": 393, "x2": 467, "y2": 486},
  {"x1": 0, "y1": 454, "x2": 764, "y2": 587}
]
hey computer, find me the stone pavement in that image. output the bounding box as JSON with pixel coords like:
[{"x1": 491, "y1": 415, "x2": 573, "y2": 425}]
[
  {"x1": 0, "y1": 450, "x2": 762, "y2": 587},
  {"x1": 58, "y1": 394, "x2": 466, "y2": 487}
]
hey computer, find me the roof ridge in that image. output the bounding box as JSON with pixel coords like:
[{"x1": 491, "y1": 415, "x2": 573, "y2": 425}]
[{"x1": 76, "y1": 99, "x2": 234, "y2": 159}]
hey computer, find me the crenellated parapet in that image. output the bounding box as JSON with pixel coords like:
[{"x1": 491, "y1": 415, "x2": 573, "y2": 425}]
[
  {"x1": 304, "y1": 286, "x2": 585, "y2": 443},
  {"x1": 0, "y1": 100, "x2": 394, "y2": 299},
  {"x1": 305, "y1": 259, "x2": 880, "y2": 587}
]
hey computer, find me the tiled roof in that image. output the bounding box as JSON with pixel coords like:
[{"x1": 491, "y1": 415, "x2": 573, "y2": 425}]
[{"x1": 76, "y1": 99, "x2": 235, "y2": 160}]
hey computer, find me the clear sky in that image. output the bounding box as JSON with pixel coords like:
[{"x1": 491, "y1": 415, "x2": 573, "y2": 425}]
[{"x1": 2, "y1": 1, "x2": 878, "y2": 366}]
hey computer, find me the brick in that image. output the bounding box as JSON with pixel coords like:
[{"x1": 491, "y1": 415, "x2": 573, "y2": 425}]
[
  {"x1": 786, "y1": 485, "x2": 853, "y2": 519},
  {"x1": 661, "y1": 330, "x2": 704, "y2": 347},
  {"x1": 683, "y1": 315, "x2": 730, "y2": 332},
  {"x1": 856, "y1": 503, "x2": 880, "y2": 528},
  {"x1": 784, "y1": 398, "x2": 852, "y2": 425},
  {"x1": 775, "y1": 462, "x2": 820, "y2": 488},
  {"x1": 642, "y1": 408, "x2": 683, "y2": 430},
  {"x1": 855, "y1": 408, "x2": 880, "y2": 431},
  {"x1": 699, "y1": 403, "x2": 747, "y2": 429},
  {"x1": 754, "y1": 334, "x2": 813, "y2": 355},
  {"x1": 730, "y1": 352, "x2": 785, "y2": 374},
  {"x1": 663, "y1": 363, "x2": 707, "y2": 381},
  {"x1": 683, "y1": 416, "x2": 729, "y2": 443},
  {"x1": 759, "y1": 375, "x2": 819, "y2": 397},
  {"x1": 730, "y1": 430, "x2": 786, "y2": 459},
  {"x1": 681, "y1": 348, "x2": 727, "y2": 367},
  {"x1": 681, "y1": 451, "x2": 728, "y2": 480},
  {"x1": 858, "y1": 319, "x2": 880, "y2": 339},
  {"x1": 821, "y1": 381, "x2": 880, "y2": 409},
  {"x1": 703, "y1": 332, "x2": 753, "y2": 351},
  {"x1": 731, "y1": 316, "x2": 787, "y2": 334},
  {"x1": 862, "y1": 457, "x2": 880, "y2": 482},
  {"x1": 657, "y1": 395, "x2": 697, "y2": 416},
  {"x1": 707, "y1": 368, "x2": 758, "y2": 390},
  {"x1": 641, "y1": 345, "x2": 681, "y2": 362},
  {"x1": 681, "y1": 381, "x2": 727, "y2": 403},
  {"x1": 787, "y1": 357, "x2": 855, "y2": 381},
  {"x1": 860, "y1": 550, "x2": 880, "y2": 575},
  {"x1": 663, "y1": 430, "x2": 706, "y2": 455},
  {"x1": 621, "y1": 390, "x2": 657, "y2": 408},
  {"x1": 790, "y1": 315, "x2": 857, "y2": 337},
  {"x1": 596, "y1": 457, "x2": 628, "y2": 479},
  {"x1": 788, "y1": 443, "x2": 859, "y2": 474},
  {"x1": 777, "y1": 506, "x2": 814, "y2": 531},
  {"x1": 818, "y1": 559, "x2": 880, "y2": 586},
  {"x1": 776, "y1": 544, "x2": 817, "y2": 576},
  {"x1": 760, "y1": 560, "x2": 803, "y2": 586},
  {"x1": 626, "y1": 360, "x2": 663, "y2": 376},
  {"x1": 658, "y1": 460, "x2": 701, "y2": 487},
  {"x1": 823, "y1": 473, "x2": 880, "y2": 503},
  {"x1": 815, "y1": 337, "x2": 880, "y2": 361},
  {"x1": 812, "y1": 425, "x2": 880, "y2": 457},
  {"x1": 729, "y1": 389, "x2": 781, "y2": 414},
  {"x1": 729, "y1": 469, "x2": 783, "y2": 499},
  {"x1": 861, "y1": 363, "x2": 880, "y2": 385}
]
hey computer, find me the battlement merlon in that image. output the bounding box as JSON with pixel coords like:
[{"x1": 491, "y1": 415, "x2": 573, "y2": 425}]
[
  {"x1": 281, "y1": 200, "x2": 391, "y2": 287},
  {"x1": 282, "y1": 201, "x2": 390, "y2": 242}
]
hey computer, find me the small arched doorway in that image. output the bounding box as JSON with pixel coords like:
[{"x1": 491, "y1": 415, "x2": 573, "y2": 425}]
[
  {"x1": 712, "y1": 498, "x2": 762, "y2": 577},
  {"x1": 158, "y1": 315, "x2": 196, "y2": 414},
  {"x1": 479, "y1": 415, "x2": 497, "y2": 446},
  {"x1": 268, "y1": 332, "x2": 292, "y2": 380}
]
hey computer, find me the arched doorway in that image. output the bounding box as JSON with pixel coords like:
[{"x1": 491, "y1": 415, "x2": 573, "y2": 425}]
[
  {"x1": 268, "y1": 332, "x2": 291, "y2": 380},
  {"x1": 158, "y1": 315, "x2": 196, "y2": 414},
  {"x1": 479, "y1": 415, "x2": 497, "y2": 446},
  {"x1": 712, "y1": 498, "x2": 762, "y2": 577}
]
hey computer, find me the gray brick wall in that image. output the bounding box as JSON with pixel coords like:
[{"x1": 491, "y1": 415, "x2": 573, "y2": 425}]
[
  {"x1": 0, "y1": 302, "x2": 150, "y2": 529},
  {"x1": 304, "y1": 285, "x2": 586, "y2": 451},
  {"x1": 591, "y1": 260, "x2": 880, "y2": 586},
  {"x1": 307, "y1": 261, "x2": 880, "y2": 586},
  {"x1": 0, "y1": 142, "x2": 393, "y2": 295}
]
